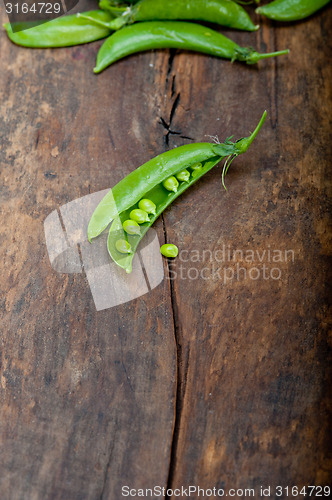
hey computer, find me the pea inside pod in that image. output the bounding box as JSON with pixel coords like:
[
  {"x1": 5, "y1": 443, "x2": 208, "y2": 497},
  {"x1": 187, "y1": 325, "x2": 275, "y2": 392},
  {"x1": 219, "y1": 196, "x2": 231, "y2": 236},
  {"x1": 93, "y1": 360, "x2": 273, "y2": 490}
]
[
  {"x1": 190, "y1": 162, "x2": 203, "y2": 178},
  {"x1": 123, "y1": 219, "x2": 141, "y2": 235},
  {"x1": 163, "y1": 176, "x2": 179, "y2": 193},
  {"x1": 115, "y1": 239, "x2": 132, "y2": 254},
  {"x1": 138, "y1": 199, "x2": 156, "y2": 215},
  {"x1": 88, "y1": 112, "x2": 268, "y2": 273},
  {"x1": 130, "y1": 208, "x2": 150, "y2": 223},
  {"x1": 176, "y1": 170, "x2": 190, "y2": 182}
]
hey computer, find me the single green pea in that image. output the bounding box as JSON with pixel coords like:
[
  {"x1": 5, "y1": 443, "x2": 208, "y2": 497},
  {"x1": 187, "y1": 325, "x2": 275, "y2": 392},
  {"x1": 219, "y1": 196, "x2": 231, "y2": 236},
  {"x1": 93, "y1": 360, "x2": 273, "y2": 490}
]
[
  {"x1": 162, "y1": 176, "x2": 179, "y2": 193},
  {"x1": 123, "y1": 219, "x2": 141, "y2": 235},
  {"x1": 130, "y1": 208, "x2": 150, "y2": 224},
  {"x1": 176, "y1": 169, "x2": 190, "y2": 182},
  {"x1": 115, "y1": 239, "x2": 132, "y2": 254},
  {"x1": 160, "y1": 244, "x2": 179, "y2": 258},
  {"x1": 191, "y1": 162, "x2": 203, "y2": 178},
  {"x1": 138, "y1": 198, "x2": 156, "y2": 215}
]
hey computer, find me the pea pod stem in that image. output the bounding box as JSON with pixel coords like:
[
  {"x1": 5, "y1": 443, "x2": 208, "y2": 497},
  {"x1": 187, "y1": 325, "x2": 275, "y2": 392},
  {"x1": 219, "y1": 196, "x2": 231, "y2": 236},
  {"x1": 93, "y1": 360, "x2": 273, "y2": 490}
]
[
  {"x1": 232, "y1": 46, "x2": 289, "y2": 64},
  {"x1": 88, "y1": 112, "x2": 267, "y2": 273},
  {"x1": 94, "y1": 21, "x2": 289, "y2": 73},
  {"x1": 100, "y1": 0, "x2": 259, "y2": 32}
]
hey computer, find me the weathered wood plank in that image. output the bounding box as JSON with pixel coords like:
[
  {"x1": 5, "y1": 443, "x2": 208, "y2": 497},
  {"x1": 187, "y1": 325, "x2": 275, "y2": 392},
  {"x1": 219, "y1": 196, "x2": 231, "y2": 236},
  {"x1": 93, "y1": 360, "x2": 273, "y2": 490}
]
[{"x1": 0, "y1": 2, "x2": 177, "y2": 499}]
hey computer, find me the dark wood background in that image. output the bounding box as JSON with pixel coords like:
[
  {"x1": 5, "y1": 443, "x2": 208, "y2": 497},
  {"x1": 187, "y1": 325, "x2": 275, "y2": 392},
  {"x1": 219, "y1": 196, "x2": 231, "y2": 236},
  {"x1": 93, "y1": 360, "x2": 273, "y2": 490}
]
[{"x1": 0, "y1": 1, "x2": 331, "y2": 499}]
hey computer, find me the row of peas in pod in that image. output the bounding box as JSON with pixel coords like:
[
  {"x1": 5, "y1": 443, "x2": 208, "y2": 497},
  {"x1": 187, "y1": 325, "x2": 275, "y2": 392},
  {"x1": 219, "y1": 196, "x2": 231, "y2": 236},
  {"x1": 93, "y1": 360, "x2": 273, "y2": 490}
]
[{"x1": 4, "y1": 0, "x2": 326, "y2": 72}]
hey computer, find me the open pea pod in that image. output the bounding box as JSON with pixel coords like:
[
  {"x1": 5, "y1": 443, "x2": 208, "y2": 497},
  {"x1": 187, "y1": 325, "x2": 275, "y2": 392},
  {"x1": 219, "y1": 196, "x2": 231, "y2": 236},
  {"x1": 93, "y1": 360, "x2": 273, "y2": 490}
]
[{"x1": 88, "y1": 111, "x2": 267, "y2": 273}]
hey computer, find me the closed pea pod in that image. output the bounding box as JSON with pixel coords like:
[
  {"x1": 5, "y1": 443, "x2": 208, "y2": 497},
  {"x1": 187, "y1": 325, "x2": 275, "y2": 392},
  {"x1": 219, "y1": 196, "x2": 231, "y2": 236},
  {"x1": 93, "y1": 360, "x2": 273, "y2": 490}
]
[
  {"x1": 4, "y1": 10, "x2": 114, "y2": 48},
  {"x1": 99, "y1": 0, "x2": 259, "y2": 31},
  {"x1": 88, "y1": 112, "x2": 267, "y2": 273},
  {"x1": 93, "y1": 21, "x2": 289, "y2": 73},
  {"x1": 256, "y1": 0, "x2": 331, "y2": 21}
]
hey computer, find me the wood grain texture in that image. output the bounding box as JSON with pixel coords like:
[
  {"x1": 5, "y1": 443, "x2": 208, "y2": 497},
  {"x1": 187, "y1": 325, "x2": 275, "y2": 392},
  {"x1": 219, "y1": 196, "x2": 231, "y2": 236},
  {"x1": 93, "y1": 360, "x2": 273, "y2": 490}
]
[{"x1": 0, "y1": 1, "x2": 331, "y2": 499}]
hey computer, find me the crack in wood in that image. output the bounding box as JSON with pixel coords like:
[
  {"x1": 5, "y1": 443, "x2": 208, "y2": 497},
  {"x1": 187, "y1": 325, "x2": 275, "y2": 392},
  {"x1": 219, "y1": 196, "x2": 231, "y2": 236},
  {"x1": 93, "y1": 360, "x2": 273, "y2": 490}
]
[
  {"x1": 159, "y1": 93, "x2": 188, "y2": 146},
  {"x1": 99, "y1": 431, "x2": 117, "y2": 500},
  {"x1": 160, "y1": 51, "x2": 192, "y2": 495},
  {"x1": 107, "y1": 127, "x2": 115, "y2": 149},
  {"x1": 35, "y1": 129, "x2": 40, "y2": 150},
  {"x1": 160, "y1": 215, "x2": 183, "y2": 499}
]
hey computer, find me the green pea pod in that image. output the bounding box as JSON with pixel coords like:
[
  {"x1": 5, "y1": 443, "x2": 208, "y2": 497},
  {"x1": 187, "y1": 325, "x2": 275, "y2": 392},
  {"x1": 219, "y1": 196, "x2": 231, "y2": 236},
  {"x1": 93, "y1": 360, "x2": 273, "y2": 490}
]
[
  {"x1": 4, "y1": 10, "x2": 114, "y2": 48},
  {"x1": 88, "y1": 111, "x2": 267, "y2": 273},
  {"x1": 93, "y1": 20, "x2": 289, "y2": 73},
  {"x1": 100, "y1": 0, "x2": 259, "y2": 31},
  {"x1": 256, "y1": 0, "x2": 331, "y2": 21}
]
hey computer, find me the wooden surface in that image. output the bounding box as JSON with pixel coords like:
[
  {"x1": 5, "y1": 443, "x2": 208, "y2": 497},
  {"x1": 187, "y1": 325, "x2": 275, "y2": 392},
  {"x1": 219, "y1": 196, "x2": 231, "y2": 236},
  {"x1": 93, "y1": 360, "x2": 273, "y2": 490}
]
[{"x1": 0, "y1": 1, "x2": 331, "y2": 499}]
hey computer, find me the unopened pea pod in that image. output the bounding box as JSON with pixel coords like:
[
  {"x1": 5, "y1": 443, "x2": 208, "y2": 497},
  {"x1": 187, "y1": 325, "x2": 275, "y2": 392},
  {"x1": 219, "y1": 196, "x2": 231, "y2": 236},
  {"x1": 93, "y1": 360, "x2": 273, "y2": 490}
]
[
  {"x1": 4, "y1": 10, "x2": 114, "y2": 48},
  {"x1": 256, "y1": 0, "x2": 330, "y2": 21},
  {"x1": 93, "y1": 21, "x2": 289, "y2": 73},
  {"x1": 89, "y1": 111, "x2": 267, "y2": 273},
  {"x1": 100, "y1": 0, "x2": 259, "y2": 32}
]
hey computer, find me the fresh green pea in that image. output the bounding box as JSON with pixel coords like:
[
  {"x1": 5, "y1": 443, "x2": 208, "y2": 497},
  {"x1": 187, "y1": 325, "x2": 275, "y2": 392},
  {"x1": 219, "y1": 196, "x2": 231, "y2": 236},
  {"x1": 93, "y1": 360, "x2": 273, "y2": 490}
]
[
  {"x1": 160, "y1": 244, "x2": 179, "y2": 258},
  {"x1": 130, "y1": 208, "x2": 150, "y2": 223},
  {"x1": 176, "y1": 169, "x2": 190, "y2": 182},
  {"x1": 138, "y1": 198, "x2": 157, "y2": 215},
  {"x1": 191, "y1": 162, "x2": 203, "y2": 177},
  {"x1": 115, "y1": 239, "x2": 132, "y2": 254},
  {"x1": 123, "y1": 219, "x2": 141, "y2": 235},
  {"x1": 163, "y1": 176, "x2": 179, "y2": 193}
]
